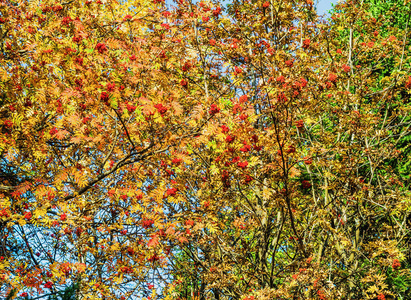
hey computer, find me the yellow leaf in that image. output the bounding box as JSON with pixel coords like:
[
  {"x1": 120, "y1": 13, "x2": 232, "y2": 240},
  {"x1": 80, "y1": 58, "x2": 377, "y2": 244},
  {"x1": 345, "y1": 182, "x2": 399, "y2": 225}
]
[
  {"x1": 111, "y1": 243, "x2": 120, "y2": 251},
  {"x1": 34, "y1": 208, "x2": 47, "y2": 218}
]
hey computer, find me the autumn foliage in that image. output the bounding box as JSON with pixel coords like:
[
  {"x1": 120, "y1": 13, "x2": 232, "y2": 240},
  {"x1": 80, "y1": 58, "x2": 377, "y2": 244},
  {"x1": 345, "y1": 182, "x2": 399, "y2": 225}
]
[{"x1": 1, "y1": 0, "x2": 411, "y2": 299}]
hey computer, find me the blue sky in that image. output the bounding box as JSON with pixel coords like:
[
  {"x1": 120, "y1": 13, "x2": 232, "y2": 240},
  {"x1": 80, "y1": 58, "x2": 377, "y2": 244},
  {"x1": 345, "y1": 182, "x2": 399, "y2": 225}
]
[{"x1": 317, "y1": 0, "x2": 334, "y2": 15}]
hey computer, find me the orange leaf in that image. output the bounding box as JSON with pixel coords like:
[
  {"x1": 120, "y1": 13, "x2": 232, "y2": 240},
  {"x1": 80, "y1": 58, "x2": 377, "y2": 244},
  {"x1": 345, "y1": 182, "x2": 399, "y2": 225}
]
[{"x1": 147, "y1": 236, "x2": 159, "y2": 248}]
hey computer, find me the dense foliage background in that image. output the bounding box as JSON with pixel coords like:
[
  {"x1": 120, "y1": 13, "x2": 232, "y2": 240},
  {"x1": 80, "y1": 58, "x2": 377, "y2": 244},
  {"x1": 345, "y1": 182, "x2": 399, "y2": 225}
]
[{"x1": 0, "y1": 0, "x2": 410, "y2": 299}]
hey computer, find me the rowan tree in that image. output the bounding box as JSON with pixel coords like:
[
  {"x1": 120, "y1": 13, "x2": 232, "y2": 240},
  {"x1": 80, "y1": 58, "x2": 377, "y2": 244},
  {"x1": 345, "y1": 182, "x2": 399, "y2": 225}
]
[
  {"x1": 165, "y1": 0, "x2": 411, "y2": 299},
  {"x1": 0, "y1": 0, "x2": 225, "y2": 298},
  {"x1": 0, "y1": 0, "x2": 411, "y2": 299}
]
